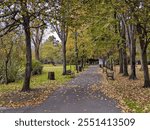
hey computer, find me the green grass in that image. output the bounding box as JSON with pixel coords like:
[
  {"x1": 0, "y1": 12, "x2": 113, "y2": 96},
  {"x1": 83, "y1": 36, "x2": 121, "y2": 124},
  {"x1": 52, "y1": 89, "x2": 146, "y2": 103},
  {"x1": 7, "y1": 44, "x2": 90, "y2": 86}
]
[
  {"x1": 0, "y1": 64, "x2": 76, "y2": 93},
  {"x1": 124, "y1": 99, "x2": 144, "y2": 113}
]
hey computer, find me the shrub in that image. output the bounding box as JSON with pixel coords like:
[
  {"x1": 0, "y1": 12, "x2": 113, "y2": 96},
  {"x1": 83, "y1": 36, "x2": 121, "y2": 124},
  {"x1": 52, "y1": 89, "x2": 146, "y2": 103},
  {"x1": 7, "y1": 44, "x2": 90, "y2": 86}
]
[
  {"x1": 0, "y1": 60, "x2": 21, "y2": 84},
  {"x1": 32, "y1": 60, "x2": 43, "y2": 75},
  {"x1": 15, "y1": 68, "x2": 25, "y2": 81}
]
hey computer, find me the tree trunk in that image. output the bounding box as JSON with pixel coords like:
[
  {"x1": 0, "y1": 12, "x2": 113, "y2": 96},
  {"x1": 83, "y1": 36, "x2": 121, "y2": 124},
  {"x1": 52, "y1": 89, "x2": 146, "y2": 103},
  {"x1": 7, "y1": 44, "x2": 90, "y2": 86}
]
[
  {"x1": 74, "y1": 30, "x2": 78, "y2": 73},
  {"x1": 35, "y1": 45, "x2": 40, "y2": 61},
  {"x1": 62, "y1": 38, "x2": 67, "y2": 75},
  {"x1": 119, "y1": 48, "x2": 123, "y2": 73},
  {"x1": 102, "y1": 58, "x2": 105, "y2": 67},
  {"x1": 129, "y1": 40, "x2": 137, "y2": 80},
  {"x1": 137, "y1": 23, "x2": 150, "y2": 87},
  {"x1": 32, "y1": 28, "x2": 44, "y2": 61},
  {"x1": 121, "y1": 20, "x2": 128, "y2": 76},
  {"x1": 139, "y1": 58, "x2": 143, "y2": 71},
  {"x1": 61, "y1": 19, "x2": 68, "y2": 75},
  {"x1": 110, "y1": 58, "x2": 113, "y2": 71},
  {"x1": 4, "y1": 43, "x2": 13, "y2": 84},
  {"x1": 22, "y1": 17, "x2": 32, "y2": 92},
  {"x1": 122, "y1": 41, "x2": 129, "y2": 76},
  {"x1": 141, "y1": 50, "x2": 150, "y2": 87},
  {"x1": 5, "y1": 60, "x2": 8, "y2": 84},
  {"x1": 81, "y1": 56, "x2": 84, "y2": 69},
  {"x1": 127, "y1": 25, "x2": 137, "y2": 80}
]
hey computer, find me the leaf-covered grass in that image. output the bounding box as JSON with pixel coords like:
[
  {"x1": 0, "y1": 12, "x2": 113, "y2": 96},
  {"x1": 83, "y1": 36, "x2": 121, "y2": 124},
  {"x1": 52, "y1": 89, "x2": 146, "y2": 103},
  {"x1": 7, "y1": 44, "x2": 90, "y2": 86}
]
[
  {"x1": 124, "y1": 99, "x2": 144, "y2": 113},
  {"x1": 90, "y1": 65, "x2": 150, "y2": 112},
  {"x1": 0, "y1": 64, "x2": 76, "y2": 108}
]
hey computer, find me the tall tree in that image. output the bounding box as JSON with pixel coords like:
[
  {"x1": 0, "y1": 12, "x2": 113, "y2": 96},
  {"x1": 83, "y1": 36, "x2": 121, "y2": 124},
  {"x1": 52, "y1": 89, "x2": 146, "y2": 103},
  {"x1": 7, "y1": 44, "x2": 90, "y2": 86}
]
[
  {"x1": 112, "y1": 0, "x2": 150, "y2": 85},
  {"x1": 127, "y1": 24, "x2": 137, "y2": 79},
  {"x1": 48, "y1": 0, "x2": 70, "y2": 75},
  {"x1": 0, "y1": 0, "x2": 48, "y2": 91},
  {"x1": 118, "y1": 1, "x2": 137, "y2": 79},
  {"x1": 125, "y1": 0, "x2": 150, "y2": 87},
  {"x1": 120, "y1": 16, "x2": 129, "y2": 76},
  {"x1": 0, "y1": 31, "x2": 25, "y2": 84},
  {"x1": 32, "y1": 27, "x2": 45, "y2": 61},
  {"x1": 0, "y1": 33, "x2": 14, "y2": 84},
  {"x1": 136, "y1": 3, "x2": 150, "y2": 87}
]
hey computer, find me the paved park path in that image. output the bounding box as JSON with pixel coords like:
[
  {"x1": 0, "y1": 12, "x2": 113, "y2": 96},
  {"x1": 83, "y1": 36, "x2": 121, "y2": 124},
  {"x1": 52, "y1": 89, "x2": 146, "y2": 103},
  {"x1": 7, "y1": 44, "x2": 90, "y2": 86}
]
[{"x1": 1, "y1": 66, "x2": 121, "y2": 113}]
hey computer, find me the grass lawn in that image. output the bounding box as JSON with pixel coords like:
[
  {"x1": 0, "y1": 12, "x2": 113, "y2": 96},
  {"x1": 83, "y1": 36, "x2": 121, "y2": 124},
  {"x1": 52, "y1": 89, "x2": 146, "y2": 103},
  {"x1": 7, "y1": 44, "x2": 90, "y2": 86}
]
[
  {"x1": 0, "y1": 64, "x2": 76, "y2": 92},
  {"x1": 0, "y1": 64, "x2": 76, "y2": 108}
]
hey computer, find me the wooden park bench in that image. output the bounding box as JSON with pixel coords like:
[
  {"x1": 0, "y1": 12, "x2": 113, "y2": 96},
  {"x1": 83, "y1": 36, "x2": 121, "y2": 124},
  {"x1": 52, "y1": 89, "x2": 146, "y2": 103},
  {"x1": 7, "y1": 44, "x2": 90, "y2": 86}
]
[
  {"x1": 106, "y1": 71, "x2": 114, "y2": 80},
  {"x1": 102, "y1": 67, "x2": 107, "y2": 73},
  {"x1": 66, "y1": 70, "x2": 75, "y2": 77}
]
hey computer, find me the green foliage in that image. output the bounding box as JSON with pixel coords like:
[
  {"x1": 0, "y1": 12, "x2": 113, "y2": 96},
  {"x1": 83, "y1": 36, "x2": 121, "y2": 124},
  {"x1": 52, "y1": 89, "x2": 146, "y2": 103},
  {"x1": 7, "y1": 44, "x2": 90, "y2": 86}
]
[
  {"x1": 0, "y1": 32, "x2": 25, "y2": 84},
  {"x1": 32, "y1": 60, "x2": 43, "y2": 75},
  {"x1": 40, "y1": 40, "x2": 62, "y2": 64},
  {"x1": 0, "y1": 57, "x2": 22, "y2": 84}
]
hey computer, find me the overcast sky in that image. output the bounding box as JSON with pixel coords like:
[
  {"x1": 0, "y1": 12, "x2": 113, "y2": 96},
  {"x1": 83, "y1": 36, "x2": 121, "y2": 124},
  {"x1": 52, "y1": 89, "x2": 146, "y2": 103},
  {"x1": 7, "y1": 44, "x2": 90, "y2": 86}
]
[{"x1": 42, "y1": 27, "x2": 61, "y2": 43}]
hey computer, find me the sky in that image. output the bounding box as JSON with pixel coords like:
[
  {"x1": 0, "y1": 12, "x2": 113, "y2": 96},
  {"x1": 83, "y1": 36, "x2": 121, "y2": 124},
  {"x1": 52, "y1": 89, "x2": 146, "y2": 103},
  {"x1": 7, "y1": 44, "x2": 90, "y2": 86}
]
[{"x1": 42, "y1": 27, "x2": 61, "y2": 43}]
